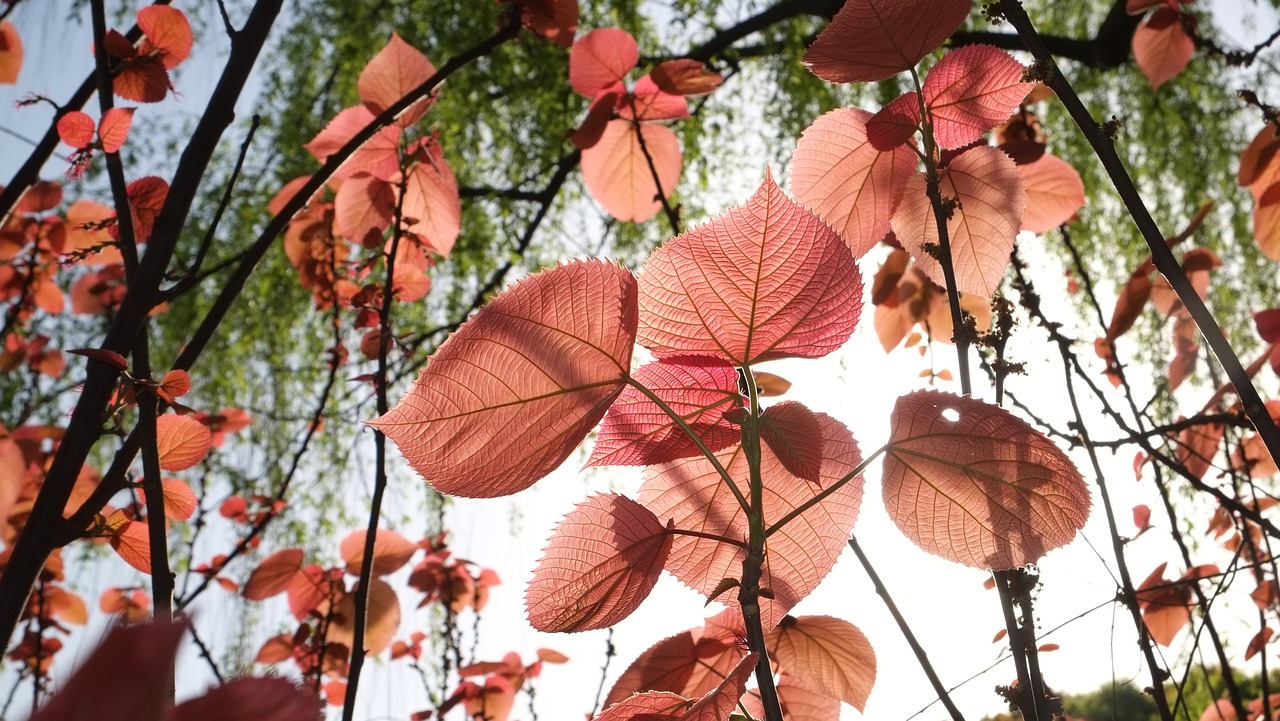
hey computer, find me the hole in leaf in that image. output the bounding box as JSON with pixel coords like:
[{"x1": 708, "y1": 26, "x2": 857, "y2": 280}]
[{"x1": 940, "y1": 408, "x2": 960, "y2": 423}]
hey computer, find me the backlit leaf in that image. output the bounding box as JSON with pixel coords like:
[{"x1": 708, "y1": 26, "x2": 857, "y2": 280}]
[
  {"x1": 110, "y1": 520, "x2": 151, "y2": 574},
  {"x1": 126, "y1": 175, "x2": 168, "y2": 244},
  {"x1": 1176, "y1": 419, "x2": 1223, "y2": 480},
  {"x1": 650, "y1": 59, "x2": 723, "y2": 96},
  {"x1": 57, "y1": 112, "x2": 96, "y2": 149},
  {"x1": 113, "y1": 56, "x2": 169, "y2": 103},
  {"x1": 604, "y1": 611, "x2": 747, "y2": 706},
  {"x1": 882, "y1": 390, "x2": 1090, "y2": 569},
  {"x1": 1018, "y1": 152, "x2": 1086, "y2": 233},
  {"x1": 358, "y1": 32, "x2": 436, "y2": 127},
  {"x1": 597, "y1": 692, "x2": 691, "y2": 721},
  {"x1": 766, "y1": 615, "x2": 876, "y2": 711},
  {"x1": 520, "y1": 0, "x2": 579, "y2": 47},
  {"x1": 1133, "y1": 6, "x2": 1193, "y2": 91},
  {"x1": 155, "y1": 414, "x2": 213, "y2": 471},
  {"x1": 304, "y1": 105, "x2": 402, "y2": 181},
  {"x1": 638, "y1": 172, "x2": 861, "y2": 364},
  {"x1": 805, "y1": 0, "x2": 972, "y2": 83},
  {"x1": 582, "y1": 119, "x2": 682, "y2": 222},
  {"x1": 0, "y1": 20, "x2": 21, "y2": 84},
  {"x1": 169, "y1": 678, "x2": 321, "y2": 721},
  {"x1": 922, "y1": 46, "x2": 1032, "y2": 149},
  {"x1": 137, "y1": 6, "x2": 192, "y2": 69},
  {"x1": 327, "y1": 578, "x2": 400, "y2": 655},
  {"x1": 160, "y1": 477, "x2": 197, "y2": 520},
  {"x1": 570, "y1": 28, "x2": 638, "y2": 97},
  {"x1": 866, "y1": 91, "x2": 922, "y2": 151},
  {"x1": 1254, "y1": 182, "x2": 1280, "y2": 261},
  {"x1": 340, "y1": 528, "x2": 418, "y2": 576},
  {"x1": 681, "y1": 654, "x2": 756, "y2": 721},
  {"x1": 400, "y1": 151, "x2": 461, "y2": 256},
  {"x1": 791, "y1": 107, "x2": 917, "y2": 258},
  {"x1": 526, "y1": 493, "x2": 672, "y2": 632},
  {"x1": 759, "y1": 401, "x2": 823, "y2": 485},
  {"x1": 370, "y1": 259, "x2": 637, "y2": 498},
  {"x1": 334, "y1": 174, "x2": 394, "y2": 247},
  {"x1": 1239, "y1": 124, "x2": 1280, "y2": 187},
  {"x1": 620, "y1": 76, "x2": 689, "y2": 121},
  {"x1": 1136, "y1": 562, "x2": 1191, "y2": 646},
  {"x1": 244, "y1": 548, "x2": 305, "y2": 601},
  {"x1": 742, "y1": 674, "x2": 841, "y2": 721}
]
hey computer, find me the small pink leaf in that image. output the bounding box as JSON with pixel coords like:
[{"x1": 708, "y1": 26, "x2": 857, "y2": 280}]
[
  {"x1": 604, "y1": 610, "x2": 747, "y2": 706},
  {"x1": 759, "y1": 401, "x2": 824, "y2": 485},
  {"x1": 620, "y1": 76, "x2": 689, "y2": 121},
  {"x1": 340, "y1": 528, "x2": 418, "y2": 576},
  {"x1": 638, "y1": 172, "x2": 862, "y2": 364},
  {"x1": 1133, "y1": 504, "x2": 1151, "y2": 531},
  {"x1": 1133, "y1": 6, "x2": 1193, "y2": 91},
  {"x1": 922, "y1": 46, "x2": 1032, "y2": 149},
  {"x1": 866, "y1": 91, "x2": 922, "y2": 151},
  {"x1": 1018, "y1": 152, "x2": 1086, "y2": 233},
  {"x1": 882, "y1": 390, "x2": 1091, "y2": 569},
  {"x1": 304, "y1": 105, "x2": 402, "y2": 181},
  {"x1": 57, "y1": 111, "x2": 96, "y2": 149},
  {"x1": 399, "y1": 151, "x2": 461, "y2": 256},
  {"x1": 155, "y1": 414, "x2": 213, "y2": 471},
  {"x1": 358, "y1": 32, "x2": 436, "y2": 127},
  {"x1": 570, "y1": 28, "x2": 638, "y2": 97},
  {"x1": 370, "y1": 259, "x2": 637, "y2": 498},
  {"x1": 587, "y1": 356, "x2": 743, "y2": 467},
  {"x1": 766, "y1": 615, "x2": 876, "y2": 711},
  {"x1": 804, "y1": 0, "x2": 973, "y2": 83},
  {"x1": 891, "y1": 146, "x2": 1025, "y2": 297},
  {"x1": 334, "y1": 174, "x2": 394, "y2": 246},
  {"x1": 526, "y1": 493, "x2": 672, "y2": 632},
  {"x1": 98, "y1": 108, "x2": 136, "y2": 153},
  {"x1": 582, "y1": 118, "x2": 682, "y2": 222}
]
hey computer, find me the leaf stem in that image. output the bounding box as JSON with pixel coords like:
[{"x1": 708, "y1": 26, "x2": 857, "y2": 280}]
[{"x1": 764, "y1": 446, "x2": 884, "y2": 537}]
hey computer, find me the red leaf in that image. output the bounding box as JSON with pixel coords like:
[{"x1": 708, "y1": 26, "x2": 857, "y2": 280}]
[
  {"x1": 1136, "y1": 562, "x2": 1192, "y2": 646},
  {"x1": 137, "y1": 6, "x2": 192, "y2": 69},
  {"x1": 640, "y1": 413, "x2": 864, "y2": 628},
  {"x1": 113, "y1": 56, "x2": 170, "y2": 103},
  {"x1": 340, "y1": 528, "x2": 418, "y2": 576},
  {"x1": 742, "y1": 673, "x2": 841, "y2": 721},
  {"x1": 1018, "y1": 152, "x2": 1086, "y2": 233},
  {"x1": 570, "y1": 89, "x2": 621, "y2": 150},
  {"x1": 520, "y1": 0, "x2": 579, "y2": 47},
  {"x1": 922, "y1": 46, "x2": 1033, "y2": 149},
  {"x1": 399, "y1": 154, "x2": 461, "y2": 256},
  {"x1": 326, "y1": 578, "x2": 401, "y2": 655},
  {"x1": 638, "y1": 172, "x2": 861, "y2": 364},
  {"x1": 169, "y1": 677, "x2": 321, "y2": 721},
  {"x1": 57, "y1": 112, "x2": 96, "y2": 149},
  {"x1": 804, "y1": 0, "x2": 973, "y2": 83},
  {"x1": 587, "y1": 356, "x2": 742, "y2": 467},
  {"x1": 1245, "y1": 627, "x2": 1273, "y2": 661},
  {"x1": 110, "y1": 520, "x2": 152, "y2": 574},
  {"x1": 334, "y1": 174, "x2": 394, "y2": 246},
  {"x1": 650, "y1": 59, "x2": 723, "y2": 96},
  {"x1": 1133, "y1": 504, "x2": 1151, "y2": 532},
  {"x1": 126, "y1": 175, "x2": 169, "y2": 244},
  {"x1": 882, "y1": 390, "x2": 1091, "y2": 569},
  {"x1": 1104, "y1": 270, "x2": 1153, "y2": 341},
  {"x1": 370, "y1": 259, "x2": 637, "y2": 498},
  {"x1": 1133, "y1": 6, "x2": 1193, "y2": 90},
  {"x1": 570, "y1": 28, "x2": 638, "y2": 97},
  {"x1": 766, "y1": 615, "x2": 876, "y2": 712},
  {"x1": 155, "y1": 414, "x2": 212, "y2": 471},
  {"x1": 1255, "y1": 308, "x2": 1280, "y2": 342},
  {"x1": 604, "y1": 611, "x2": 746, "y2": 707},
  {"x1": 759, "y1": 401, "x2": 824, "y2": 485},
  {"x1": 68, "y1": 348, "x2": 128, "y2": 369},
  {"x1": 866, "y1": 91, "x2": 922, "y2": 150},
  {"x1": 581, "y1": 118, "x2": 682, "y2": 222},
  {"x1": 358, "y1": 33, "x2": 436, "y2": 127},
  {"x1": 98, "y1": 108, "x2": 135, "y2": 153},
  {"x1": 243, "y1": 548, "x2": 305, "y2": 601},
  {"x1": 891, "y1": 146, "x2": 1025, "y2": 297},
  {"x1": 0, "y1": 20, "x2": 21, "y2": 84},
  {"x1": 791, "y1": 108, "x2": 917, "y2": 258},
  {"x1": 620, "y1": 76, "x2": 690, "y2": 121},
  {"x1": 304, "y1": 105, "x2": 402, "y2": 181},
  {"x1": 526, "y1": 493, "x2": 672, "y2": 632}
]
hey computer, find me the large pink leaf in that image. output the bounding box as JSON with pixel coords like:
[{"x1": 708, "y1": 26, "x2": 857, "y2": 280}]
[
  {"x1": 370, "y1": 259, "x2": 637, "y2": 498},
  {"x1": 604, "y1": 613, "x2": 747, "y2": 707},
  {"x1": 582, "y1": 119, "x2": 682, "y2": 222},
  {"x1": 922, "y1": 46, "x2": 1033, "y2": 149},
  {"x1": 304, "y1": 105, "x2": 401, "y2": 181},
  {"x1": 638, "y1": 172, "x2": 861, "y2": 364},
  {"x1": 358, "y1": 32, "x2": 436, "y2": 127},
  {"x1": 399, "y1": 152, "x2": 461, "y2": 256},
  {"x1": 1018, "y1": 152, "x2": 1086, "y2": 233},
  {"x1": 759, "y1": 401, "x2": 824, "y2": 484},
  {"x1": 334, "y1": 174, "x2": 395, "y2": 246},
  {"x1": 891, "y1": 146, "x2": 1025, "y2": 297},
  {"x1": 882, "y1": 390, "x2": 1091, "y2": 569},
  {"x1": 766, "y1": 615, "x2": 876, "y2": 711},
  {"x1": 587, "y1": 356, "x2": 743, "y2": 467},
  {"x1": 526, "y1": 493, "x2": 672, "y2": 632},
  {"x1": 804, "y1": 0, "x2": 972, "y2": 83},
  {"x1": 640, "y1": 413, "x2": 863, "y2": 628},
  {"x1": 570, "y1": 28, "x2": 638, "y2": 98},
  {"x1": 742, "y1": 674, "x2": 842, "y2": 721},
  {"x1": 790, "y1": 108, "x2": 917, "y2": 258},
  {"x1": 1132, "y1": 6, "x2": 1193, "y2": 91}
]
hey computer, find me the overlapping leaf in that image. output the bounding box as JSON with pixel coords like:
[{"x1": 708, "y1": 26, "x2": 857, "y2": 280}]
[
  {"x1": 370, "y1": 259, "x2": 637, "y2": 498},
  {"x1": 581, "y1": 119, "x2": 682, "y2": 222},
  {"x1": 340, "y1": 528, "x2": 417, "y2": 576},
  {"x1": 155, "y1": 414, "x2": 213, "y2": 471},
  {"x1": 922, "y1": 46, "x2": 1032, "y2": 149},
  {"x1": 1018, "y1": 152, "x2": 1086, "y2": 233},
  {"x1": 604, "y1": 610, "x2": 747, "y2": 706},
  {"x1": 570, "y1": 28, "x2": 638, "y2": 97},
  {"x1": 1133, "y1": 5, "x2": 1193, "y2": 90},
  {"x1": 334, "y1": 174, "x2": 394, "y2": 247},
  {"x1": 882, "y1": 390, "x2": 1091, "y2": 569},
  {"x1": 791, "y1": 108, "x2": 917, "y2": 258},
  {"x1": 243, "y1": 548, "x2": 305, "y2": 601},
  {"x1": 805, "y1": 0, "x2": 972, "y2": 83},
  {"x1": 358, "y1": 32, "x2": 436, "y2": 127},
  {"x1": 640, "y1": 412, "x2": 863, "y2": 628},
  {"x1": 766, "y1": 615, "x2": 876, "y2": 711},
  {"x1": 759, "y1": 401, "x2": 824, "y2": 484},
  {"x1": 526, "y1": 493, "x2": 672, "y2": 632},
  {"x1": 866, "y1": 92, "x2": 922, "y2": 151},
  {"x1": 399, "y1": 151, "x2": 461, "y2": 256},
  {"x1": 638, "y1": 173, "x2": 862, "y2": 363},
  {"x1": 304, "y1": 106, "x2": 401, "y2": 181},
  {"x1": 742, "y1": 674, "x2": 842, "y2": 721},
  {"x1": 326, "y1": 578, "x2": 400, "y2": 655}
]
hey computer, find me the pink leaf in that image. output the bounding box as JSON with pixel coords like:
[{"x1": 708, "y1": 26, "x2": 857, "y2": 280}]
[
  {"x1": 57, "y1": 111, "x2": 96, "y2": 149},
  {"x1": 640, "y1": 413, "x2": 864, "y2": 628},
  {"x1": 169, "y1": 678, "x2": 321, "y2": 721},
  {"x1": 759, "y1": 401, "x2": 824, "y2": 484},
  {"x1": 155, "y1": 414, "x2": 213, "y2": 471},
  {"x1": 804, "y1": 0, "x2": 973, "y2": 83},
  {"x1": 399, "y1": 153, "x2": 461, "y2": 256},
  {"x1": 1255, "y1": 308, "x2": 1280, "y2": 343},
  {"x1": 866, "y1": 91, "x2": 922, "y2": 151},
  {"x1": 582, "y1": 119, "x2": 682, "y2": 222},
  {"x1": 604, "y1": 611, "x2": 747, "y2": 707},
  {"x1": 891, "y1": 146, "x2": 1025, "y2": 297},
  {"x1": 326, "y1": 577, "x2": 401, "y2": 655},
  {"x1": 882, "y1": 390, "x2": 1091, "y2": 569},
  {"x1": 587, "y1": 356, "x2": 743, "y2": 467},
  {"x1": 303, "y1": 105, "x2": 402, "y2": 181},
  {"x1": 334, "y1": 174, "x2": 395, "y2": 246},
  {"x1": 766, "y1": 615, "x2": 876, "y2": 711},
  {"x1": 358, "y1": 32, "x2": 436, "y2": 127},
  {"x1": 571, "y1": 88, "x2": 622, "y2": 150},
  {"x1": 1133, "y1": 504, "x2": 1152, "y2": 531},
  {"x1": 620, "y1": 76, "x2": 690, "y2": 121},
  {"x1": 98, "y1": 108, "x2": 136, "y2": 153},
  {"x1": 110, "y1": 520, "x2": 151, "y2": 573},
  {"x1": 1018, "y1": 152, "x2": 1086, "y2": 233},
  {"x1": 596, "y1": 692, "x2": 691, "y2": 721},
  {"x1": 340, "y1": 528, "x2": 418, "y2": 576},
  {"x1": 742, "y1": 674, "x2": 842, "y2": 721},
  {"x1": 680, "y1": 654, "x2": 756, "y2": 721},
  {"x1": 243, "y1": 548, "x2": 305, "y2": 601},
  {"x1": 570, "y1": 28, "x2": 638, "y2": 97},
  {"x1": 638, "y1": 172, "x2": 861, "y2": 364},
  {"x1": 791, "y1": 109, "x2": 917, "y2": 259},
  {"x1": 923, "y1": 46, "x2": 1032, "y2": 149},
  {"x1": 1133, "y1": 6, "x2": 1193, "y2": 91},
  {"x1": 370, "y1": 259, "x2": 637, "y2": 498},
  {"x1": 526, "y1": 493, "x2": 672, "y2": 632}
]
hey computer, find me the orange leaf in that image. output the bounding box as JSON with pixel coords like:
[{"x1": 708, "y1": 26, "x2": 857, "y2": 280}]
[
  {"x1": 255, "y1": 634, "x2": 295, "y2": 664},
  {"x1": 98, "y1": 108, "x2": 136, "y2": 153},
  {"x1": 243, "y1": 548, "x2": 305, "y2": 601},
  {"x1": 110, "y1": 520, "x2": 152, "y2": 573},
  {"x1": 326, "y1": 578, "x2": 400, "y2": 655},
  {"x1": 156, "y1": 369, "x2": 191, "y2": 402},
  {"x1": 604, "y1": 610, "x2": 746, "y2": 706},
  {"x1": 1245, "y1": 626, "x2": 1273, "y2": 661},
  {"x1": 1018, "y1": 152, "x2": 1086, "y2": 233},
  {"x1": 766, "y1": 615, "x2": 876, "y2": 712},
  {"x1": 358, "y1": 33, "x2": 436, "y2": 127},
  {"x1": 154, "y1": 414, "x2": 213, "y2": 471},
  {"x1": 650, "y1": 59, "x2": 723, "y2": 96},
  {"x1": 581, "y1": 119, "x2": 682, "y2": 223},
  {"x1": 0, "y1": 20, "x2": 21, "y2": 84},
  {"x1": 339, "y1": 528, "x2": 417, "y2": 576},
  {"x1": 57, "y1": 112, "x2": 96, "y2": 149},
  {"x1": 1132, "y1": 6, "x2": 1193, "y2": 90},
  {"x1": 138, "y1": 6, "x2": 192, "y2": 69},
  {"x1": 398, "y1": 154, "x2": 460, "y2": 256}
]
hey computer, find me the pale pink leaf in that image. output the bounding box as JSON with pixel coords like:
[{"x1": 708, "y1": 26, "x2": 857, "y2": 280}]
[
  {"x1": 791, "y1": 108, "x2": 917, "y2": 259},
  {"x1": 866, "y1": 91, "x2": 922, "y2": 151},
  {"x1": 638, "y1": 172, "x2": 861, "y2": 364},
  {"x1": 587, "y1": 356, "x2": 743, "y2": 467},
  {"x1": 358, "y1": 32, "x2": 436, "y2": 127},
  {"x1": 804, "y1": 0, "x2": 973, "y2": 83},
  {"x1": 1018, "y1": 152, "x2": 1086, "y2": 233},
  {"x1": 759, "y1": 401, "x2": 824, "y2": 484},
  {"x1": 526, "y1": 493, "x2": 672, "y2": 632},
  {"x1": 604, "y1": 614, "x2": 747, "y2": 707},
  {"x1": 766, "y1": 615, "x2": 876, "y2": 711},
  {"x1": 98, "y1": 108, "x2": 135, "y2": 153},
  {"x1": 334, "y1": 174, "x2": 394, "y2": 246},
  {"x1": 742, "y1": 674, "x2": 842, "y2": 721},
  {"x1": 923, "y1": 46, "x2": 1032, "y2": 149},
  {"x1": 882, "y1": 390, "x2": 1091, "y2": 569},
  {"x1": 369, "y1": 259, "x2": 637, "y2": 498},
  {"x1": 340, "y1": 528, "x2": 418, "y2": 576},
  {"x1": 155, "y1": 414, "x2": 213, "y2": 471},
  {"x1": 303, "y1": 105, "x2": 402, "y2": 181},
  {"x1": 1133, "y1": 6, "x2": 1193, "y2": 91},
  {"x1": 570, "y1": 28, "x2": 638, "y2": 97},
  {"x1": 891, "y1": 146, "x2": 1025, "y2": 297},
  {"x1": 640, "y1": 413, "x2": 863, "y2": 628},
  {"x1": 582, "y1": 119, "x2": 682, "y2": 222},
  {"x1": 399, "y1": 153, "x2": 461, "y2": 257}
]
